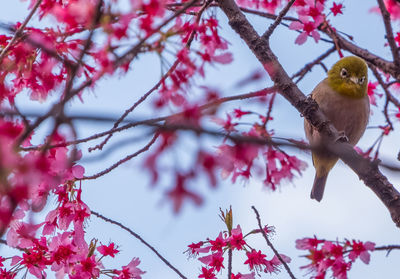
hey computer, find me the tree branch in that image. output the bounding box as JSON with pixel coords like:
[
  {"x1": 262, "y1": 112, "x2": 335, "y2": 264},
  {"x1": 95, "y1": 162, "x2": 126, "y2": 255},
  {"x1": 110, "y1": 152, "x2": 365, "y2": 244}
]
[
  {"x1": 252, "y1": 206, "x2": 296, "y2": 279},
  {"x1": 320, "y1": 24, "x2": 399, "y2": 80},
  {"x1": 82, "y1": 133, "x2": 158, "y2": 180},
  {"x1": 91, "y1": 210, "x2": 188, "y2": 279},
  {"x1": 262, "y1": 0, "x2": 296, "y2": 39},
  {"x1": 291, "y1": 46, "x2": 336, "y2": 84},
  {"x1": 377, "y1": 0, "x2": 400, "y2": 71}
]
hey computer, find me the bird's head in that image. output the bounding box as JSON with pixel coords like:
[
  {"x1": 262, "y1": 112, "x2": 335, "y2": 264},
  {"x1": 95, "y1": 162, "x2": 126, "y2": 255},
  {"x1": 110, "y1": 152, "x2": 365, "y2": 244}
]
[{"x1": 327, "y1": 56, "x2": 368, "y2": 98}]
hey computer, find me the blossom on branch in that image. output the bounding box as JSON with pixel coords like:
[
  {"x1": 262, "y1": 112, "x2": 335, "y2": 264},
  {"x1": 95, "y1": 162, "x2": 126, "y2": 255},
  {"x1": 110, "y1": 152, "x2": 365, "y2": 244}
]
[
  {"x1": 330, "y1": 2, "x2": 343, "y2": 16},
  {"x1": 297, "y1": 236, "x2": 376, "y2": 279}
]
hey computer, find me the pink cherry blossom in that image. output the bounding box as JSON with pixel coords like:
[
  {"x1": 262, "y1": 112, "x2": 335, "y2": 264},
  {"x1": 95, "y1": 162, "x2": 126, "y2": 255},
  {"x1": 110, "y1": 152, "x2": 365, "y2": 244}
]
[{"x1": 289, "y1": 17, "x2": 321, "y2": 45}]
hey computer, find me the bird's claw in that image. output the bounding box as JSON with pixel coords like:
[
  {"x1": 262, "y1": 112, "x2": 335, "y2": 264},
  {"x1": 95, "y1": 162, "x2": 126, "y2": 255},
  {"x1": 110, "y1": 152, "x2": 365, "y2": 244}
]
[{"x1": 335, "y1": 131, "x2": 349, "y2": 143}]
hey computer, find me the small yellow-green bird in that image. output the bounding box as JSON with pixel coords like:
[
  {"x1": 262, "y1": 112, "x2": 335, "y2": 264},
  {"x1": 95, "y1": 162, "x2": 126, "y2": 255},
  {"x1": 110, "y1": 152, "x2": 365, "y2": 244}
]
[{"x1": 304, "y1": 56, "x2": 370, "y2": 201}]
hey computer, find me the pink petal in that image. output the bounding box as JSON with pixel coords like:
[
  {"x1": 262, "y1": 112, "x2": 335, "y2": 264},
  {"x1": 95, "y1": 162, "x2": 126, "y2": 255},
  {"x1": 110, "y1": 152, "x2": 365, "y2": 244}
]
[
  {"x1": 295, "y1": 32, "x2": 308, "y2": 45},
  {"x1": 213, "y1": 52, "x2": 233, "y2": 64},
  {"x1": 289, "y1": 21, "x2": 303, "y2": 30},
  {"x1": 360, "y1": 251, "x2": 371, "y2": 264},
  {"x1": 72, "y1": 165, "x2": 85, "y2": 178},
  {"x1": 11, "y1": 255, "x2": 22, "y2": 265},
  {"x1": 311, "y1": 30, "x2": 320, "y2": 43},
  {"x1": 198, "y1": 254, "x2": 213, "y2": 265},
  {"x1": 364, "y1": 241, "x2": 376, "y2": 251}
]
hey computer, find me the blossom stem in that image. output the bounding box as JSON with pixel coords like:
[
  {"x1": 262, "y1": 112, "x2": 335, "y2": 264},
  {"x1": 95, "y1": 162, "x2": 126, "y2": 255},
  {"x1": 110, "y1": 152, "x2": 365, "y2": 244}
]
[
  {"x1": 251, "y1": 206, "x2": 296, "y2": 279},
  {"x1": 376, "y1": 0, "x2": 400, "y2": 71},
  {"x1": 91, "y1": 210, "x2": 188, "y2": 279},
  {"x1": 228, "y1": 248, "x2": 232, "y2": 279},
  {"x1": 262, "y1": 0, "x2": 296, "y2": 40}
]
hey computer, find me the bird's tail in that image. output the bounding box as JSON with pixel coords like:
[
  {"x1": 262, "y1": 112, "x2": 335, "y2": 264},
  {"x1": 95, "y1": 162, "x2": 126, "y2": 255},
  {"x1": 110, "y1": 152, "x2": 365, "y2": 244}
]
[
  {"x1": 310, "y1": 174, "x2": 328, "y2": 202},
  {"x1": 310, "y1": 153, "x2": 337, "y2": 202}
]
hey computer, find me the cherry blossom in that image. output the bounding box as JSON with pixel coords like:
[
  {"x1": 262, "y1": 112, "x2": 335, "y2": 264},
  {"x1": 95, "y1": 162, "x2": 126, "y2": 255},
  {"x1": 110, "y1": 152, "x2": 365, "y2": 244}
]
[
  {"x1": 367, "y1": 81, "x2": 381, "y2": 106},
  {"x1": 97, "y1": 242, "x2": 120, "y2": 258},
  {"x1": 188, "y1": 210, "x2": 292, "y2": 278},
  {"x1": 330, "y1": 2, "x2": 343, "y2": 16},
  {"x1": 395, "y1": 32, "x2": 400, "y2": 46},
  {"x1": 289, "y1": 16, "x2": 322, "y2": 45},
  {"x1": 297, "y1": 236, "x2": 376, "y2": 279}
]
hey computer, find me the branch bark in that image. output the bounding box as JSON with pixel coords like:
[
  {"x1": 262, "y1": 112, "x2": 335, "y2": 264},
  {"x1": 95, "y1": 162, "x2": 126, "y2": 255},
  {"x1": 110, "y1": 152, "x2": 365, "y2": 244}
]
[
  {"x1": 237, "y1": 7, "x2": 400, "y2": 80},
  {"x1": 377, "y1": 0, "x2": 400, "y2": 71},
  {"x1": 217, "y1": 0, "x2": 400, "y2": 228},
  {"x1": 320, "y1": 25, "x2": 400, "y2": 80}
]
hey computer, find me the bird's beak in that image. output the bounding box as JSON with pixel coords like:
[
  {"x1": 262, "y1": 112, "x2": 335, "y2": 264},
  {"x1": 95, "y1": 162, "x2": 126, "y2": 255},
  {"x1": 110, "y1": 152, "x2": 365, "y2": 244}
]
[{"x1": 350, "y1": 76, "x2": 358, "y2": 84}]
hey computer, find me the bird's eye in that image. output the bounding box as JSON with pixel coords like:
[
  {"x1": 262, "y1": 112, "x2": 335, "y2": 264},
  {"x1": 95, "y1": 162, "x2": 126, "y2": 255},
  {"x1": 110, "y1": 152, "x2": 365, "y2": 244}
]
[
  {"x1": 358, "y1": 76, "x2": 365, "y2": 84},
  {"x1": 340, "y1": 68, "x2": 348, "y2": 78}
]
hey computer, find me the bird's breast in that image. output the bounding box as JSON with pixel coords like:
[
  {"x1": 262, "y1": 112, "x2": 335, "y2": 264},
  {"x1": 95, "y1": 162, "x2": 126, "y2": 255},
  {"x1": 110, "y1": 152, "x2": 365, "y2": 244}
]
[{"x1": 314, "y1": 85, "x2": 369, "y2": 145}]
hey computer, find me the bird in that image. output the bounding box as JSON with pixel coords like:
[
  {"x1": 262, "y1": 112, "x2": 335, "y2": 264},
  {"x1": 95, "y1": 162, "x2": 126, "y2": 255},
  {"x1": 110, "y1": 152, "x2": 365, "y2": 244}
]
[{"x1": 304, "y1": 56, "x2": 370, "y2": 202}]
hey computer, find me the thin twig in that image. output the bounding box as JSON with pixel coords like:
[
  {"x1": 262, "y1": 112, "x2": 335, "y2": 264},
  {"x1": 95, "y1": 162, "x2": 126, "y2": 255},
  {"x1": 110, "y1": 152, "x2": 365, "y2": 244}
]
[
  {"x1": 239, "y1": 6, "x2": 298, "y2": 22},
  {"x1": 63, "y1": 0, "x2": 102, "y2": 101},
  {"x1": 262, "y1": 0, "x2": 296, "y2": 39},
  {"x1": 238, "y1": 7, "x2": 333, "y2": 44},
  {"x1": 82, "y1": 133, "x2": 153, "y2": 163},
  {"x1": 263, "y1": 92, "x2": 276, "y2": 128},
  {"x1": 82, "y1": 133, "x2": 158, "y2": 180},
  {"x1": 0, "y1": 0, "x2": 43, "y2": 64},
  {"x1": 375, "y1": 245, "x2": 400, "y2": 252},
  {"x1": 251, "y1": 206, "x2": 296, "y2": 279},
  {"x1": 91, "y1": 210, "x2": 188, "y2": 279},
  {"x1": 377, "y1": 0, "x2": 400, "y2": 71},
  {"x1": 291, "y1": 46, "x2": 336, "y2": 83},
  {"x1": 228, "y1": 249, "x2": 232, "y2": 279},
  {"x1": 88, "y1": 66, "x2": 173, "y2": 152},
  {"x1": 370, "y1": 65, "x2": 396, "y2": 130}
]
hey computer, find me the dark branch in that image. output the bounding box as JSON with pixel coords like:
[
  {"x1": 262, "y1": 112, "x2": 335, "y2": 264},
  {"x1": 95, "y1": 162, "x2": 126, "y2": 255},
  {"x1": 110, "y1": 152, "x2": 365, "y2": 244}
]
[
  {"x1": 252, "y1": 206, "x2": 297, "y2": 279},
  {"x1": 262, "y1": 0, "x2": 296, "y2": 39},
  {"x1": 82, "y1": 133, "x2": 158, "y2": 180},
  {"x1": 91, "y1": 210, "x2": 188, "y2": 279},
  {"x1": 377, "y1": 0, "x2": 400, "y2": 71}
]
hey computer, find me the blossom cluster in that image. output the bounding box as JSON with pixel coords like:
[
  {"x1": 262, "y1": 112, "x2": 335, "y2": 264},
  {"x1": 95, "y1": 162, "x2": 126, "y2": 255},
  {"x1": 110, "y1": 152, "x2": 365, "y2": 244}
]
[
  {"x1": 296, "y1": 236, "x2": 375, "y2": 279},
  {"x1": 5, "y1": 185, "x2": 144, "y2": 278},
  {"x1": 231, "y1": 0, "x2": 346, "y2": 44},
  {"x1": 187, "y1": 209, "x2": 290, "y2": 279},
  {"x1": 0, "y1": 119, "x2": 144, "y2": 277}
]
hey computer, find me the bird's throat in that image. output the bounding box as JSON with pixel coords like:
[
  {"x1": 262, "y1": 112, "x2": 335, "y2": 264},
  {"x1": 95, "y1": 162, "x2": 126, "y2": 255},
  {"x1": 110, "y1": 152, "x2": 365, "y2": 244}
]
[{"x1": 328, "y1": 78, "x2": 366, "y2": 99}]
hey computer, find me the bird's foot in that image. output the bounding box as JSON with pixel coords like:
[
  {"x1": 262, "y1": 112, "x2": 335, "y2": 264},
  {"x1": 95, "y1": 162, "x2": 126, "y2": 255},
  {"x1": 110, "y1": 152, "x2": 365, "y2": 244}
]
[{"x1": 335, "y1": 131, "x2": 349, "y2": 143}]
